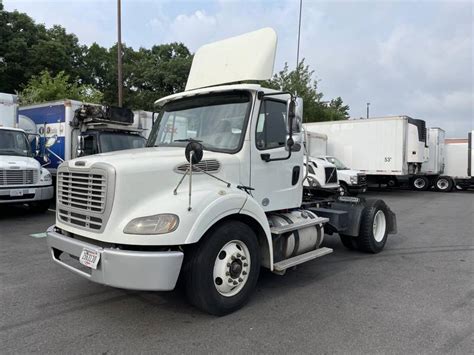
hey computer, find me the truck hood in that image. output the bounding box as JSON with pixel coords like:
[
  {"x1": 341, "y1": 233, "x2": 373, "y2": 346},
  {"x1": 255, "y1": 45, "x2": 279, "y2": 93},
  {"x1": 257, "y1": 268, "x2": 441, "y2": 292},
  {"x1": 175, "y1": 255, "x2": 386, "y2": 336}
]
[
  {"x1": 63, "y1": 146, "x2": 243, "y2": 186},
  {"x1": 0, "y1": 155, "x2": 40, "y2": 170}
]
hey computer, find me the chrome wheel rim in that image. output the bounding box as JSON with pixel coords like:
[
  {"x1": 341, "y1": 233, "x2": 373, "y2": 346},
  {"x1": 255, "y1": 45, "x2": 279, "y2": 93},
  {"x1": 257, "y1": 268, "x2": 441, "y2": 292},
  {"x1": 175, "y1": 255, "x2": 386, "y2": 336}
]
[
  {"x1": 213, "y1": 240, "x2": 250, "y2": 297},
  {"x1": 372, "y1": 210, "x2": 386, "y2": 242},
  {"x1": 414, "y1": 178, "x2": 426, "y2": 189},
  {"x1": 437, "y1": 179, "x2": 449, "y2": 190}
]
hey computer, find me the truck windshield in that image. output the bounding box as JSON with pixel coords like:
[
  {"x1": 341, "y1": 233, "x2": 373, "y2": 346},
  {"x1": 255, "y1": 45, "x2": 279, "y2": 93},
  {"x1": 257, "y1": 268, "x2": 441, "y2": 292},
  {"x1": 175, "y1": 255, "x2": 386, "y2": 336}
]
[
  {"x1": 326, "y1": 156, "x2": 349, "y2": 170},
  {"x1": 99, "y1": 133, "x2": 146, "y2": 153},
  {"x1": 0, "y1": 130, "x2": 31, "y2": 157},
  {"x1": 148, "y1": 92, "x2": 250, "y2": 153}
]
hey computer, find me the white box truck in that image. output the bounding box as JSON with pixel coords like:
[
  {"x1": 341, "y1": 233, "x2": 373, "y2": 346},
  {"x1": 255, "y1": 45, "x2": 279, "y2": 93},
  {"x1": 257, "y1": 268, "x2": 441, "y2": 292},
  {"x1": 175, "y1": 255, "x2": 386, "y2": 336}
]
[
  {"x1": 45, "y1": 28, "x2": 396, "y2": 315},
  {"x1": 19, "y1": 101, "x2": 149, "y2": 175},
  {"x1": 0, "y1": 93, "x2": 53, "y2": 211},
  {"x1": 305, "y1": 131, "x2": 367, "y2": 195},
  {"x1": 304, "y1": 117, "x2": 459, "y2": 191},
  {"x1": 444, "y1": 133, "x2": 474, "y2": 190}
]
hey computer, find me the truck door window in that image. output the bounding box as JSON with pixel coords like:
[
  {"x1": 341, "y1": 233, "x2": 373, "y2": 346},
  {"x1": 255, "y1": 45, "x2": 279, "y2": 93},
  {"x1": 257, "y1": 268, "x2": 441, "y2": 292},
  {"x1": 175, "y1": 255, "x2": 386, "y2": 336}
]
[
  {"x1": 83, "y1": 135, "x2": 97, "y2": 155},
  {"x1": 256, "y1": 100, "x2": 287, "y2": 150}
]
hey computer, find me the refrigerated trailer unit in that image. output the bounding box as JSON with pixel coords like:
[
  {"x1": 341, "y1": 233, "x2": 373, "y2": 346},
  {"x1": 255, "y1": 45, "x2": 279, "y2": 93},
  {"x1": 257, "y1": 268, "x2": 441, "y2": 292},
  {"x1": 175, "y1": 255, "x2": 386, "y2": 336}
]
[
  {"x1": 19, "y1": 100, "x2": 148, "y2": 174},
  {"x1": 304, "y1": 116, "x2": 441, "y2": 189}
]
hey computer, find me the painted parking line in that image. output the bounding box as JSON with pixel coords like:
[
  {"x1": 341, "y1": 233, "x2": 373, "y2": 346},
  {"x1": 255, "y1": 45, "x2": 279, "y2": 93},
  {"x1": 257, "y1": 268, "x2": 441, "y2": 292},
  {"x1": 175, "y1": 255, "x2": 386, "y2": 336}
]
[
  {"x1": 29, "y1": 232, "x2": 47, "y2": 238},
  {"x1": 48, "y1": 209, "x2": 56, "y2": 212}
]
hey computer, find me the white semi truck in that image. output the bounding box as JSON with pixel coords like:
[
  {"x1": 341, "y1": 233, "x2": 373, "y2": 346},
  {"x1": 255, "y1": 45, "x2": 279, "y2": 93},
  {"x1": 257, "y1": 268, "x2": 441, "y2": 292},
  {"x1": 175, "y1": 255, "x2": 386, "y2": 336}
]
[
  {"x1": 46, "y1": 28, "x2": 397, "y2": 315},
  {"x1": 0, "y1": 93, "x2": 53, "y2": 211},
  {"x1": 304, "y1": 117, "x2": 462, "y2": 192},
  {"x1": 305, "y1": 131, "x2": 367, "y2": 195}
]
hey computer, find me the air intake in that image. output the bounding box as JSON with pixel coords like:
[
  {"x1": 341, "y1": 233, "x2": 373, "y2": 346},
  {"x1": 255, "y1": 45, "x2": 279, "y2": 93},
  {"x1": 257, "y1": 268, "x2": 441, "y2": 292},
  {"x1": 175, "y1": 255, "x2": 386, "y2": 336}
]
[{"x1": 175, "y1": 159, "x2": 221, "y2": 174}]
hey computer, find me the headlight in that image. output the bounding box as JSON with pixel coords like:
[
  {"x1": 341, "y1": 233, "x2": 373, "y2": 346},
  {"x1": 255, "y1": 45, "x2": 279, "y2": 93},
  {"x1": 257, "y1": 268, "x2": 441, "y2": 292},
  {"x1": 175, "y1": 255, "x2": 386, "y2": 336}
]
[
  {"x1": 40, "y1": 169, "x2": 52, "y2": 182},
  {"x1": 124, "y1": 214, "x2": 179, "y2": 235},
  {"x1": 350, "y1": 175, "x2": 358, "y2": 184}
]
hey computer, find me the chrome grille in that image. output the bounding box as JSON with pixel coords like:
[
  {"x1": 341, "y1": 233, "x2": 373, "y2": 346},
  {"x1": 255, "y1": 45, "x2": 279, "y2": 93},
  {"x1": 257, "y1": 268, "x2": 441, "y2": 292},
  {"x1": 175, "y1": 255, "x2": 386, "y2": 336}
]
[
  {"x1": 58, "y1": 171, "x2": 106, "y2": 213},
  {"x1": 175, "y1": 159, "x2": 220, "y2": 174},
  {"x1": 0, "y1": 169, "x2": 38, "y2": 186},
  {"x1": 58, "y1": 209, "x2": 102, "y2": 230}
]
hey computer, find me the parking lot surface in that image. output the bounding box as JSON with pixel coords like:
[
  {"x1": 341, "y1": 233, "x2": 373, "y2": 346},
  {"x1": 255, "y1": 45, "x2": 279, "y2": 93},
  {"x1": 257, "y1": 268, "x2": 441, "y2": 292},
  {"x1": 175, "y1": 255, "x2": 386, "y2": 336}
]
[{"x1": 1, "y1": 190, "x2": 473, "y2": 354}]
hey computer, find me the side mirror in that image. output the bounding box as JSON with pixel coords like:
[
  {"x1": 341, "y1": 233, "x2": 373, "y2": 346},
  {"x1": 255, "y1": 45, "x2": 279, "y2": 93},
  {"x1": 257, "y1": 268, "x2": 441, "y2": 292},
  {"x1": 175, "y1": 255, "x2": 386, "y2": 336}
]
[
  {"x1": 294, "y1": 97, "x2": 303, "y2": 132},
  {"x1": 45, "y1": 134, "x2": 57, "y2": 148},
  {"x1": 76, "y1": 135, "x2": 85, "y2": 157},
  {"x1": 35, "y1": 135, "x2": 40, "y2": 156}
]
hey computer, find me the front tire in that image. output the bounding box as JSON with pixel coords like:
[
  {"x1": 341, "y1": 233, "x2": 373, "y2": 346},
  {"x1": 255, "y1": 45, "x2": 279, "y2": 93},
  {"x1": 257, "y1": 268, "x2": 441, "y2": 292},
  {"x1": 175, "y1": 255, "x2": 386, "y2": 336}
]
[
  {"x1": 184, "y1": 220, "x2": 261, "y2": 316},
  {"x1": 356, "y1": 200, "x2": 389, "y2": 253},
  {"x1": 338, "y1": 183, "x2": 349, "y2": 196}
]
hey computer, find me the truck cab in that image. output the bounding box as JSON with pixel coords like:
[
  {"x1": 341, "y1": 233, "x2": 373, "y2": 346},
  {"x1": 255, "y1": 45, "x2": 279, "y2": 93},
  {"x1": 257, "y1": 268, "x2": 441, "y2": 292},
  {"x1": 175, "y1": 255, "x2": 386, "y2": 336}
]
[
  {"x1": 317, "y1": 156, "x2": 367, "y2": 195},
  {"x1": 45, "y1": 28, "x2": 396, "y2": 315},
  {"x1": 0, "y1": 127, "x2": 53, "y2": 211}
]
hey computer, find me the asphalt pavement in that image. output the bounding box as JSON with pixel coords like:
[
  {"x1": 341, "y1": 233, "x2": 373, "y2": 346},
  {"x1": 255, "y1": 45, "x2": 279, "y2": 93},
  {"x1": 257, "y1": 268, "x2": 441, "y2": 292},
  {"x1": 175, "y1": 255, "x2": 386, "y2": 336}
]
[{"x1": 1, "y1": 190, "x2": 473, "y2": 354}]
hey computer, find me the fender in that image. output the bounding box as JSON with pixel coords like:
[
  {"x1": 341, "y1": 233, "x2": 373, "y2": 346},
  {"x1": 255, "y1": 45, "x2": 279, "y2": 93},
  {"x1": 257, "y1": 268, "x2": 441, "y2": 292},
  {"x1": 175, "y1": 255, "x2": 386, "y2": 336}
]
[{"x1": 185, "y1": 187, "x2": 248, "y2": 244}]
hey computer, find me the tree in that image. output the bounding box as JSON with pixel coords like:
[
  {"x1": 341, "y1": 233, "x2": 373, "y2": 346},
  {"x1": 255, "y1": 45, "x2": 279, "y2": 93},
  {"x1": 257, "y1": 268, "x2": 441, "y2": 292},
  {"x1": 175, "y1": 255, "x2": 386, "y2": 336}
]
[
  {"x1": 19, "y1": 70, "x2": 103, "y2": 104},
  {"x1": 265, "y1": 60, "x2": 349, "y2": 122}
]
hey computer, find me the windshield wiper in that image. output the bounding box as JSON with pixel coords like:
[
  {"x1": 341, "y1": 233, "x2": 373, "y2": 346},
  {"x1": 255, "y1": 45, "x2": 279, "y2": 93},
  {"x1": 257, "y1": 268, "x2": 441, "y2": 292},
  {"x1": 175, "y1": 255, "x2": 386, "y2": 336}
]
[{"x1": 174, "y1": 138, "x2": 203, "y2": 143}]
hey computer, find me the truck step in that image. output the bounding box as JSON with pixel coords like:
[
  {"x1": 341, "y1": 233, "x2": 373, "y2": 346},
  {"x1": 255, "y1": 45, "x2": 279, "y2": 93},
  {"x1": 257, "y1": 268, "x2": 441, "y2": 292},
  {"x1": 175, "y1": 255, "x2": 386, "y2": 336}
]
[
  {"x1": 273, "y1": 247, "x2": 333, "y2": 272},
  {"x1": 270, "y1": 217, "x2": 328, "y2": 235}
]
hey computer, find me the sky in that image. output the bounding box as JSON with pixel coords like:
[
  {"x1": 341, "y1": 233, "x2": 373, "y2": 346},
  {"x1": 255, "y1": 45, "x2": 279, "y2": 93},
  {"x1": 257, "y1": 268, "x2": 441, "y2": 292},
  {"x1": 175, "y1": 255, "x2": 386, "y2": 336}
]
[{"x1": 4, "y1": 0, "x2": 473, "y2": 137}]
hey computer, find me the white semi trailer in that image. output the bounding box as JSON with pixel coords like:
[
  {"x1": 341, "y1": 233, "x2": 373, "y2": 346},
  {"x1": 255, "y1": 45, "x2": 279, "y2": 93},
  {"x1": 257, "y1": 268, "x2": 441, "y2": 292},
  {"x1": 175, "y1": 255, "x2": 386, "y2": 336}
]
[
  {"x1": 305, "y1": 117, "x2": 460, "y2": 191},
  {"x1": 45, "y1": 28, "x2": 396, "y2": 315},
  {"x1": 444, "y1": 133, "x2": 474, "y2": 190}
]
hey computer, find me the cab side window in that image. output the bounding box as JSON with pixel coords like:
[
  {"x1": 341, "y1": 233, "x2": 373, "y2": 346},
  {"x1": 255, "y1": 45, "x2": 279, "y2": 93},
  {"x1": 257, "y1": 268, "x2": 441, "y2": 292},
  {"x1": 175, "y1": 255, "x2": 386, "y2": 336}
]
[{"x1": 256, "y1": 100, "x2": 287, "y2": 150}]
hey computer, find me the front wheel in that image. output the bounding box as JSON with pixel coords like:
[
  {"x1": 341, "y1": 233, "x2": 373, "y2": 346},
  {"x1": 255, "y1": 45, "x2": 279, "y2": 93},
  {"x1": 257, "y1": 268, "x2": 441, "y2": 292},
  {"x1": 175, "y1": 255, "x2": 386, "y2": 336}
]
[
  {"x1": 357, "y1": 200, "x2": 389, "y2": 253},
  {"x1": 338, "y1": 183, "x2": 349, "y2": 196},
  {"x1": 184, "y1": 220, "x2": 261, "y2": 316}
]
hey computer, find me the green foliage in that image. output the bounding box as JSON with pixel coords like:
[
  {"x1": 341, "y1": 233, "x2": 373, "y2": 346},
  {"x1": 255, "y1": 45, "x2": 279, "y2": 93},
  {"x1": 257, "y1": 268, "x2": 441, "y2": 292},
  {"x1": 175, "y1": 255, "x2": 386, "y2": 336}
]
[
  {"x1": 19, "y1": 70, "x2": 103, "y2": 104},
  {"x1": 265, "y1": 60, "x2": 349, "y2": 122}
]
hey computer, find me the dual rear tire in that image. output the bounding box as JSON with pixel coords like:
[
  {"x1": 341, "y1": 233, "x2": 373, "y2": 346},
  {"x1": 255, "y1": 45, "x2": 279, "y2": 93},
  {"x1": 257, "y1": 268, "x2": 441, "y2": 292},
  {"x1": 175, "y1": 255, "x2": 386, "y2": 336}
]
[
  {"x1": 340, "y1": 200, "x2": 389, "y2": 254},
  {"x1": 412, "y1": 176, "x2": 453, "y2": 192}
]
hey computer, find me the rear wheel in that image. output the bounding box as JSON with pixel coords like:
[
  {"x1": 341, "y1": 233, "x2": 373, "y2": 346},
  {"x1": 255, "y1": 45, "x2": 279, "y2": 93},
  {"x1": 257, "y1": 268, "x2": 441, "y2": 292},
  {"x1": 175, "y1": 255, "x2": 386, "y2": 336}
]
[
  {"x1": 434, "y1": 176, "x2": 453, "y2": 192},
  {"x1": 184, "y1": 220, "x2": 260, "y2": 316},
  {"x1": 412, "y1": 176, "x2": 430, "y2": 191},
  {"x1": 356, "y1": 200, "x2": 389, "y2": 253}
]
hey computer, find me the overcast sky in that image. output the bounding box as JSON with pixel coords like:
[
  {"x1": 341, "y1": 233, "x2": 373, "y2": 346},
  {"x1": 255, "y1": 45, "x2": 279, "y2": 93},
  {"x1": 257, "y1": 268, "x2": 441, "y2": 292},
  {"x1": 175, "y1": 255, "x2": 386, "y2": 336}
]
[{"x1": 5, "y1": 0, "x2": 473, "y2": 137}]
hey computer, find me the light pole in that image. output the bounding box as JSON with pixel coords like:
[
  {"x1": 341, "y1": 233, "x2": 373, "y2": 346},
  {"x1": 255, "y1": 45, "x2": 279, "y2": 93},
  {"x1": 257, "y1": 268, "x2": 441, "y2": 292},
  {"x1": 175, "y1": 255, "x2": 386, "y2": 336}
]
[
  {"x1": 296, "y1": 0, "x2": 303, "y2": 69},
  {"x1": 117, "y1": 0, "x2": 123, "y2": 107},
  {"x1": 366, "y1": 102, "x2": 370, "y2": 119}
]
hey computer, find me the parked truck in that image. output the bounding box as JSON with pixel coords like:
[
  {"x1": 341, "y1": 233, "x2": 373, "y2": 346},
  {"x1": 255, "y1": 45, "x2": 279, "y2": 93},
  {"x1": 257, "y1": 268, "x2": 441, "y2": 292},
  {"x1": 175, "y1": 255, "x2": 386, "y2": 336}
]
[
  {"x1": 19, "y1": 101, "x2": 149, "y2": 175},
  {"x1": 304, "y1": 117, "x2": 460, "y2": 192},
  {"x1": 45, "y1": 28, "x2": 397, "y2": 315},
  {"x1": 305, "y1": 131, "x2": 367, "y2": 195},
  {"x1": 0, "y1": 93, "x2": 53, "y2": 211},
  {"x1": 444, "y1": 132, "x2": 474, "y2": 190}
]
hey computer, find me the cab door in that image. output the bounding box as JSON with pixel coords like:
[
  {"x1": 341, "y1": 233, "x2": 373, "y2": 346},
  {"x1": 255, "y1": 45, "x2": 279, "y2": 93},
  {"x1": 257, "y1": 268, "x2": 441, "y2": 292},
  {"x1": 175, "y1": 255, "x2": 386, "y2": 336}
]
[{"x1": 250, "y1": 98, "x2": 303, "y2": 212}]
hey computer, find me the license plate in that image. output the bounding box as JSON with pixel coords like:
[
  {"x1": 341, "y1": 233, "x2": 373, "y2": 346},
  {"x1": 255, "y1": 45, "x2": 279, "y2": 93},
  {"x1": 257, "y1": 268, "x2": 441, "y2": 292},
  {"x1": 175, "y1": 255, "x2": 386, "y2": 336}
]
[
  {"x1": 79, "y1": 248, "x2": 100, "y2": 269},
  {"x1": 10, "y1": 189, "x2": 24, "y2": 197}
]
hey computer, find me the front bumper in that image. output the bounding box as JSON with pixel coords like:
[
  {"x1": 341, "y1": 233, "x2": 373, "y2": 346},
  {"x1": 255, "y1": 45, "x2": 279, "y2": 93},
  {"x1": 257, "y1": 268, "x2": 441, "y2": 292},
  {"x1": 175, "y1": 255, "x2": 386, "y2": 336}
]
[
  {"x1": 0, "y1": 185, "x2": 53, "y2": 204},
  {"x1": 46, "y1": 226, "x2": 184, "y2": 291}
]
